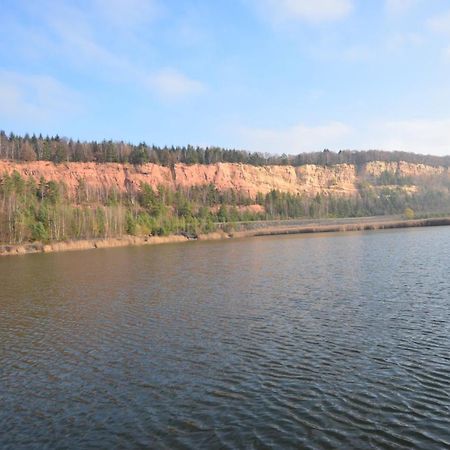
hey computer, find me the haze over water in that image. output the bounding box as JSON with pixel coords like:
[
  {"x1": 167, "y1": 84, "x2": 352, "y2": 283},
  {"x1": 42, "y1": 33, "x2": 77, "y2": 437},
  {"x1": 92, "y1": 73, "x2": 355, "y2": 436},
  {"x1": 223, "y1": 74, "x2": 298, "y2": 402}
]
[{"x1": 1, "y1": 228, "x2": 450, "y2": 449}]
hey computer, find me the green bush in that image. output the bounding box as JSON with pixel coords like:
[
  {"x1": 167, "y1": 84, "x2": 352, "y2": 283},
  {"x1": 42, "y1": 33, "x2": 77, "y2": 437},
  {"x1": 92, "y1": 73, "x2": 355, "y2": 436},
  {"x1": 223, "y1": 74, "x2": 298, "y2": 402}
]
[{"x1": 31, "y1": 222, "x2": 49, "y2": 242}]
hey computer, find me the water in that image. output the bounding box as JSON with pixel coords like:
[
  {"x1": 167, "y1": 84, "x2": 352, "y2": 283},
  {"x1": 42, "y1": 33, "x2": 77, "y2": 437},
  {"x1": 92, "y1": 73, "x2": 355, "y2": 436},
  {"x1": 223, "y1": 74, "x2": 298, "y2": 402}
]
[{"x1": 1, "y1": 227, "x2": 450, "y2": 449}]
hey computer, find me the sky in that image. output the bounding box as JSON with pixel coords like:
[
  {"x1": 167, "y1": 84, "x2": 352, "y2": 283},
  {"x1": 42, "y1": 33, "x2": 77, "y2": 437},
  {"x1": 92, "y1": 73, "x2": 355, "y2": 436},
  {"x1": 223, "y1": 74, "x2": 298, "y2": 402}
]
[{"x1": 1, "y1": 0, "x2": 450, "y2": 155}]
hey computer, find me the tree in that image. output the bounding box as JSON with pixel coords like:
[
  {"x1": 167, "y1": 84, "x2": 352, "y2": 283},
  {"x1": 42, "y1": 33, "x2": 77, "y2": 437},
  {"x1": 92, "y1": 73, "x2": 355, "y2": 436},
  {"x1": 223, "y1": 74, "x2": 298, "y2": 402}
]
[
  {"x1": 129, "y1": 147, "x2": 149, "y2": 165},
  {"x1": 404, "y1": 207, "x2": 415, "y2": 220},
  {"x1": 19, "y1": 141, "x2": 37, "y2": 161}
]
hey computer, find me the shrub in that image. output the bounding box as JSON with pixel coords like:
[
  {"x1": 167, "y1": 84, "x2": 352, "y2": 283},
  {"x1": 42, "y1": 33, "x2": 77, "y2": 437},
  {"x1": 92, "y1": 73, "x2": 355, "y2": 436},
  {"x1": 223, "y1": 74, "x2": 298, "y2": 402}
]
[{"x1": 404, "y1": 207, "x2": 415, "y2": 220}]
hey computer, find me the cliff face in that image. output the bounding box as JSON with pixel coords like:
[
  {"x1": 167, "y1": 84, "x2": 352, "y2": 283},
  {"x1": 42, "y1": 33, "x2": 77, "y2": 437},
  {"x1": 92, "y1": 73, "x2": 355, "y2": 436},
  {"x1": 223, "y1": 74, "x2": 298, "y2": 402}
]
[
  {"x1": 0, "y1": 160, "x2": 448, "y2": 198},
  {"x1": 365, "y1": 161, "x2": 447, "y2": 178}
]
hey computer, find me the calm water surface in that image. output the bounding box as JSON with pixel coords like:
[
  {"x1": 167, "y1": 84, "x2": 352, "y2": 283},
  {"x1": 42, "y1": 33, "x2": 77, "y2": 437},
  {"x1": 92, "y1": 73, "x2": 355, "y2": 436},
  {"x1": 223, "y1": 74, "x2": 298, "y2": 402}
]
[{"x1": 1, "y1": 228, "x2": 450, "y2": 449}]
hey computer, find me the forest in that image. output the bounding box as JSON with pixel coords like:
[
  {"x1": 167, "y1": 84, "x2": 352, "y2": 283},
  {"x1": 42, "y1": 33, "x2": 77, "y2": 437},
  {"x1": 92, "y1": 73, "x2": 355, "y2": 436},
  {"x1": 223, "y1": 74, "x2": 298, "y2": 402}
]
[
  {"x1": 1, "y1": 169, "x2": 449, "y2": 245},
  {"x1": 1, "y1": 131, "x2": 450, "y2": 168}
]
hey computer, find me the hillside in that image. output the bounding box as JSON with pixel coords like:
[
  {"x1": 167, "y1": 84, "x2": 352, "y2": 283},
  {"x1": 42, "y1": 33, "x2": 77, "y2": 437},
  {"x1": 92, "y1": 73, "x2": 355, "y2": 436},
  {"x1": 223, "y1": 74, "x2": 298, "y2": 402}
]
[{"x1": 1, "y1": 139, "x2": 450, "y2": 246}]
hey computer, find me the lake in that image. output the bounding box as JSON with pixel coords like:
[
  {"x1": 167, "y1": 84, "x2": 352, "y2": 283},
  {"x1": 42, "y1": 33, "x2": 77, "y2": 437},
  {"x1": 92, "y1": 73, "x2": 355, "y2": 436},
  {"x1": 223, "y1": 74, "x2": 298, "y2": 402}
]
[{"x1": 1, "y1": 228, "x2": 450, "y2": 449}]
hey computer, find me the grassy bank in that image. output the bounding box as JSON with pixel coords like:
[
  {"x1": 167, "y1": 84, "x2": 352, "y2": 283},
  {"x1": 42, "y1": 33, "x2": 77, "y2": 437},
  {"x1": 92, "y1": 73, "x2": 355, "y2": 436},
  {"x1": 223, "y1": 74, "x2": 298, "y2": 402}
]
[
  {"x1": 229, "y1": 217, "x2": 450, "y2": 238},
  {"x1": 2, "y1": 217, "x2": 449, "y2": 257}
]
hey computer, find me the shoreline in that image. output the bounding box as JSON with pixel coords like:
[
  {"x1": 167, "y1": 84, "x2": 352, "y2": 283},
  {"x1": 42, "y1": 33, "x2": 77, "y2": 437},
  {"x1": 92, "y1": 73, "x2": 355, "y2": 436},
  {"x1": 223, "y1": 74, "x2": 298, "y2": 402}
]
[{"x1": 1, "y1": 217, "x2": 449, "y2": 257}]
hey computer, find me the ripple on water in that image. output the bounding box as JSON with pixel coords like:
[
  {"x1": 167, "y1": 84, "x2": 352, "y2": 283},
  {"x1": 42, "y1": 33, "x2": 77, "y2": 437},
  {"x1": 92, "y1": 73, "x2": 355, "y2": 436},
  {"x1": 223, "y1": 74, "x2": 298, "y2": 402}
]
[{"x1": 1, "y1": 228, "x2": 450, "y2": 449}]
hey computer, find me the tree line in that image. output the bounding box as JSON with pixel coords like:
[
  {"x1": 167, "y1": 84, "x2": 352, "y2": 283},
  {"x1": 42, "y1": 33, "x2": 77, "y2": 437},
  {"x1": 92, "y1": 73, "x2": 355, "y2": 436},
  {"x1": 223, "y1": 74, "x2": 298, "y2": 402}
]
[{"x1": 1, "y1": 131, "x2": 449, "y2": 168}]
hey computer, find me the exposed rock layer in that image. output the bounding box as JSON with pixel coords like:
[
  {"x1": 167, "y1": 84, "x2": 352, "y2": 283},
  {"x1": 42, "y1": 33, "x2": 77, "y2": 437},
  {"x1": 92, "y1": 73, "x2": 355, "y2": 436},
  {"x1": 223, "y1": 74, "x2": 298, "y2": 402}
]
[{"x1": 0, "y1": 160, "x2": 448, "y2": 199}]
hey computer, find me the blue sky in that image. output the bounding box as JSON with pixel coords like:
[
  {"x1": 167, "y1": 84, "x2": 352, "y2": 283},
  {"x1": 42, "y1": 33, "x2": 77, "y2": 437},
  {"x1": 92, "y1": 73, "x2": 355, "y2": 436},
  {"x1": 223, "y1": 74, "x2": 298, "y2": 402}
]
[{"x1": 1, "y1": 0, "x2": 450, "y2": 155}]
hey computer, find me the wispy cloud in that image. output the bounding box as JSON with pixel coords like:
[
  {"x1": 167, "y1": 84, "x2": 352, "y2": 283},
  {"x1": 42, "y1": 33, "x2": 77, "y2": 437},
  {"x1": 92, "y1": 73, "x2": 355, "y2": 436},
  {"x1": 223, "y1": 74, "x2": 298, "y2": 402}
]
[
  {"x1": 239, "y1": 117, "x2": 450, "y2": 156},
  {"x1": 47, "y1": 10, "x2": 125, "y2": 71},
  {"x1": 426, "y1": 9, "x2": 450, "y2": 60},
  {"x1": 10, "y1": 1, "x2": 205, "y2": 101},
  {"x1": 385, "y1": 0, "x2": 418, "y2": 16},
  {"x1": 254, "y1": 0, "x2": 353, "y2": 24},
  {"x1": 340, "y1": 45, "x2": 372, "y2": 62},
  {"x1": 427, "y1": 9, "x2": 450, "y2": 35},
  {"x1": 148, "y1": 69, "x2": 206, "y2": 100},
  {"x1": 306, "y1": 42, "x2": 373, "y2": 63},
  {"x1": 444, "y1": 45, "x2": 450, "y2": 60},
  {"x1": 370, "y1": 118, "x2": 450, "y2": 155},
  {"x1": 0, "y1": 70, "x2": 82, "y2": 122},
  {"x1": 93, "y1": 0, "x2": 161, "y2": 27},
  {"x1": 385, "y1": 32, "x2": 424, "y2": 51},
  {"x1": 240, "y1": 121, "x2": 352, "y2": 153}
]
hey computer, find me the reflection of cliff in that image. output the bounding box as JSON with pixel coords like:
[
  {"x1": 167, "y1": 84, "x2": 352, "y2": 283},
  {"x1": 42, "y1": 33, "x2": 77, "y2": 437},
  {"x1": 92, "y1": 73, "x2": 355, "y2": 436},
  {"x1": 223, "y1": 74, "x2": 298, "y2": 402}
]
[{"x1": 0, "y1": 160, "x2": 448, "y2": 199}]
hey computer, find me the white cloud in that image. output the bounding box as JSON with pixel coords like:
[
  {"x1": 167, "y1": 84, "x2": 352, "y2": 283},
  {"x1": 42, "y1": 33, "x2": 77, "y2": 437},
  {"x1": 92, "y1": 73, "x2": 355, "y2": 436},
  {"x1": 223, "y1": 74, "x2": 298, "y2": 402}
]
[
  {"x1": 341, "y1": 45, "x2": 372, "y2": 61},
  {"x1": 49, "y1": 15, "x2": 125, "y2": 70},
  {"x1": 148, "y1": 69, "x2": 206, "y2": 100},
  {"x1": 385, "y1": 0, "x2": 418, "y2": 16},
  {"x1": 427, "y1": 10, "x2": 450, "y2": 35},
  {"x1": 307, "y1": 42, "x2": 373, "y2": 63},
  {"x1": 255, "y1": 0, "x2": 353, "y2": 24},
  {"x1": 94, "y1": 0, "x2": 160, "y2": 27},
  {"x1": 369, "y1": 118, "x2": 450, "y2": 155},
  {"x1": 426, "y1": 10, "x2": 450, "y2": 60},
  {"x1": 444, "y1": 45, "x2": 450, "y2": 60},
  {"x1": 385, "y1": 32, "x2": 424, "y2": 51},
  {"x1": 240, "y1": 121, "x2": 353, "y2": 153},
  {"x1": 0, "y1": 70, "x2": 82, "y2": 121},
  {"x1": 22, "y1": 2, "x2": 206, "y2": 102},
  {"x1": 239, "y1": 118, "x2": 450, "y2": 156}
]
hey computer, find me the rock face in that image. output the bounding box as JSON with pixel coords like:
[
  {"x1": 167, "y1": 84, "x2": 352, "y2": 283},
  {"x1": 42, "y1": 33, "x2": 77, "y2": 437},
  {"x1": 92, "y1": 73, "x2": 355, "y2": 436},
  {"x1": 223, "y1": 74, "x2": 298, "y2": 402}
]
[
  {"x1": 365, "y1": 161, "x2": 446, "y2": 178},
  {"x1": 0, "y1": 160, "x2": 448, "y2": 199},
  {"x1": 174, "y1": 163, "x2": 358, "y2": 197}
]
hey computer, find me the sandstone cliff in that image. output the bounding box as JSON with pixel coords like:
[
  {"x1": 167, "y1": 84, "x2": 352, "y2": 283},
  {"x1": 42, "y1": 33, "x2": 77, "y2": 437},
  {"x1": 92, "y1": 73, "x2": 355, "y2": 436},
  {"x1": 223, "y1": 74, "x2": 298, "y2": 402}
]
[
  {"x1": 0, "y1": 160, "x2": 448, "y2": 199},
  {"x1": 364, "y1": 161, "x2": 447, "y2": 178}
]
